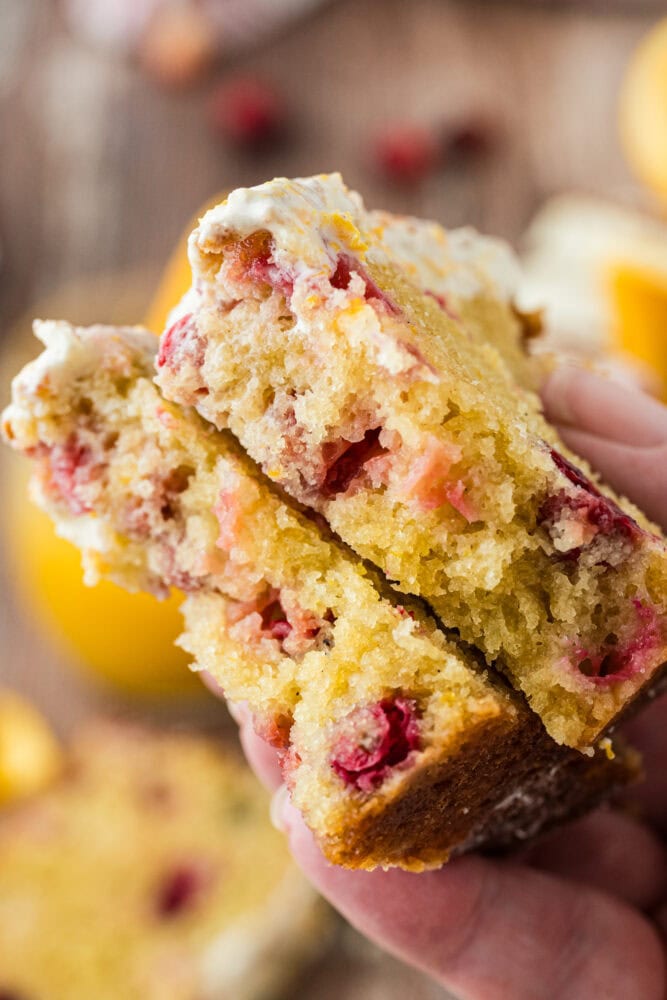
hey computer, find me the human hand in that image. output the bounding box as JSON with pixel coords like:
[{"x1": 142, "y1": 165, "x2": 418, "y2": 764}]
[{"x1": 228, "y1": 366, "x2": 667, "y2": 1000}]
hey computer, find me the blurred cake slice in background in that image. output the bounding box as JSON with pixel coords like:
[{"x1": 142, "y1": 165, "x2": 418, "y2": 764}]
[
  {"x1": 518, "y1": 194, "x2": 667, "y2": 398},
  {"x1": 0, "y1": 715, "x2": 324, "y2": 1000}
]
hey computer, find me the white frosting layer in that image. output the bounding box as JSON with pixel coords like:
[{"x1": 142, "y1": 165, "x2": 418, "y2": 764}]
[
  {"x1": 191, "y1": 173, "x2": 521, "y2": 304},
  {"x1": 3, "y1": 320, "x2": 156, "y2": 445},
  {"x1": 7, "y1": 320, "x2": 155, "y2": 407}
]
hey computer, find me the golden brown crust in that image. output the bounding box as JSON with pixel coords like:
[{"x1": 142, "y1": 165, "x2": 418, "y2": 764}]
[{"x1": 320, "y1": 706, "x2": 638, "y2": 871}]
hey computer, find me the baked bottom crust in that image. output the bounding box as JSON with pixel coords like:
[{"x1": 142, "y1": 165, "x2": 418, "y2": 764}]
[
  {"x1": 2, "y1": 321, "x2": 638, "y2": 869},
  {"x1": 0, "y1": 720, "x2": 322, "y2": 999},
  {"x1": 323, "y1": 717, "x2": 640, "y2": 871},
  {"x1": 160, "y1": 173, "x2": 667, "y2": 749}
]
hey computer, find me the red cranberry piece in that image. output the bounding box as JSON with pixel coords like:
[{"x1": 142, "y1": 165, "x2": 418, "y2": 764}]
[
  {"x1": 330, "y1": 254, "x2": 401, "y2": 316},
  {"x1": 156, "y1": 864, "x2": 205, "y2": 917},
  {"x1": 321, "y1": 427, "x2": 388, "y2": 497},
  {"x1": 540, "y1": 448, "x2": 641, "y2": 555},
  {"x1": 47, "y1": 437, "x2": 98, "y2": 515},
  {"x1": 551, "y1": 450, "x2": 602, "y2": 494},
  {"x1": 573, "y1": 601, "x2": 662, "y2": 685},
  {"x1": 260, "y1": 598, "x2": 293, "y2": 641},
  {"x1": 331, "y1": 697, "x2": 421, "y2": 793},
  {"x1": 162, "y1": 565, "x2": 204, "y2": 594},
  {"x1": 224, "y1": 231, "x2": 293, "y2": 298},
  {"x1": 159, "y1": 465, "x2": 193, "y2": 520},
  {"x1": 330, "y1": 255, "x2": 355, "y2": 291},
  {"x1": 157, "y1": 313, "x2": 205, "y2": 373},
  {"x1": 229, "y1": 588, "x2": 329, "y2": 655},
  {"x1": 253, "y1": 712, "x2": 294, "y2": 751},
  {"x1": 209, "y1": 76, "x2": 286, "y2": 149},
  {"x1": 373, "y1": 123, "x2": 440, "y2": 184},
  {"x1": 575, "y1": 649, "x2": 624, "y2": 680}
]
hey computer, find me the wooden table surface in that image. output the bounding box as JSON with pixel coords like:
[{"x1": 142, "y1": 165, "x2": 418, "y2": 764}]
[{"x1": 0, "y1": 1, "x2": 661, "y2": 996}]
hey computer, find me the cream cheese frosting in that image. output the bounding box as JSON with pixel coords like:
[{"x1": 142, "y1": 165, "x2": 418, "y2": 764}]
[{"x1": 191, "y1": 173, "x2": 521, "y2": 307}]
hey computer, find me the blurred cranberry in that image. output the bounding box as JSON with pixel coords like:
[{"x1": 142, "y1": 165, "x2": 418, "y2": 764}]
[
  {"x1": 443, "y1": 115, "x2": 499, "y2": 160},
  {"x1": 373, "y1": 123, "x2": 440, "y2": 184},
  {"x1": 156, "y1": 863, "x2": 205, "y2": 917},
  {"x1": 209, "y1": 76, "x2": 286, "y2": 149}
]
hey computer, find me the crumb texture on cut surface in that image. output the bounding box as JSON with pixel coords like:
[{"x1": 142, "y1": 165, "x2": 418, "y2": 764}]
[
  {"x1": 0, "y1": 721, "x2": 321, "y2": 1000},
  {"x1": 2, "y1": 321, "x2": 640, "y2": 869},
  {"x1": 157, "y1": 173, "x2": 667, "y2": 750}
]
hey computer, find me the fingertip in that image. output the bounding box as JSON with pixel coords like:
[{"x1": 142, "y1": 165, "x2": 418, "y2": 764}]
[
  {"x1": 540, "y1": 362, "x2": 582, "y2": 426},
  {"x1": 226, "y1": 699, "x2": 250, "y2": 726},
  {"x1": 237, "y1": 715, "x2": 283, "y2": 792},
  {"x1": 199, "y1": 670, "x2": 225, "y2": 698},
  {"x1": 542, "y1": 364, "x2": 667, "y2": 447}
]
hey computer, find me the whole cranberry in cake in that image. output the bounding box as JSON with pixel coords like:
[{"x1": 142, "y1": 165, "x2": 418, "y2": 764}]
[
  {"x1": 540, "y1": 449, "x2": 643, "y2": 557},
  {"x1": 331, "y1": 697, "x2": 420, "y2": 793}
]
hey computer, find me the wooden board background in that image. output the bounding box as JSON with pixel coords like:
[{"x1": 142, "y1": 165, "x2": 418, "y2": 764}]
[{"x1": 0, "y1": 1, "x2": 662, "y2": 996}]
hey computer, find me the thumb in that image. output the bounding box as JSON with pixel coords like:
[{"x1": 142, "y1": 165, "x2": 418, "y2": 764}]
[
  {"x1": 541, "y1": 366, "x2": 667, "y2": 530},
  {"x1": 271, "y1": 790, "x2": 665, "y2": 1000}
]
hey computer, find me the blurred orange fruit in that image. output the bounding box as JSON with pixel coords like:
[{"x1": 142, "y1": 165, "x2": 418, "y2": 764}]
[
  {"x1": 620, "y1": 18, "x2": 667, "y2": 205},
  {"x1": 0, "y1": 690, "x2": 62, "y2": 806},
  {"x1": 607, "y1": 260, "x2": 667, "y2": 401}
]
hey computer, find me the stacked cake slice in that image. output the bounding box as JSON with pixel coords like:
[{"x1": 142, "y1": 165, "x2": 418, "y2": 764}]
[
  {"x1": 2, "y1": 321, "x2": 637, "y2": 869},
  {"x1": 4, "y1": 174, "x2": 664, "y2": 869},
  {"x1": 157, "y1": 173, "x2": 667, "y2": 750}
]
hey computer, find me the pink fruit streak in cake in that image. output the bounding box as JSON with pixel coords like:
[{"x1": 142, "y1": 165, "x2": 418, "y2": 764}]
[
  {"x1": 401, "y1": 436, "x2": 477, "y2": 520},
  {"x1": 331, "y1": 697, "x2": 420, "y2": 793},
  {"x1": 156, "y1": 312, "x2": 205, "y2": 372},
  {"x1": 223, "y1": 231, "x2": 293, "y2": 297},
  {"x1": 424, "y1": 288, "x2": 461, "y2": 322},
  {"x1": 444, "y1": 480, "x2": 478, "y2": 522},
  {"x1": 321, "y1": 427, "x2": 389, "y2": 497},
  {"x1": 122, "y1": 466, "x2": 192, "y2": 539},
  {"x1": 253, "y1": 712, "x2": 293, "y2": 751},
  {"x1": 330, "y1": 253, "x2": 401, "y2": 316},
  {"x1": 541, "y1": 448, "x2": 642, "y2": 556},
  {"x1": 36, "y1": 437, "x2": 101, "y2": 516},
  {"x1": 214, "y1": 489, "x2": 244, "y2": 551},
  {"x1": 571, "y1": 600, "x2": 662, "y2": 686},
  {"x1": 227, "y1": 587, "x2": 332, "y2": 657}
]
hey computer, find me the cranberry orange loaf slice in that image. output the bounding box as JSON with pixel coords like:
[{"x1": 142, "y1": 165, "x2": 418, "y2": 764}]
[
  {"x1": 2, "y1": 321, "x2": 637, "y2": 869},
  {"x1": 0, "y1": 720, "x2": 323, "y2": 1000},
  {"x1": 158, "y1": 173, "x2": 667, "y2": 750}
]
